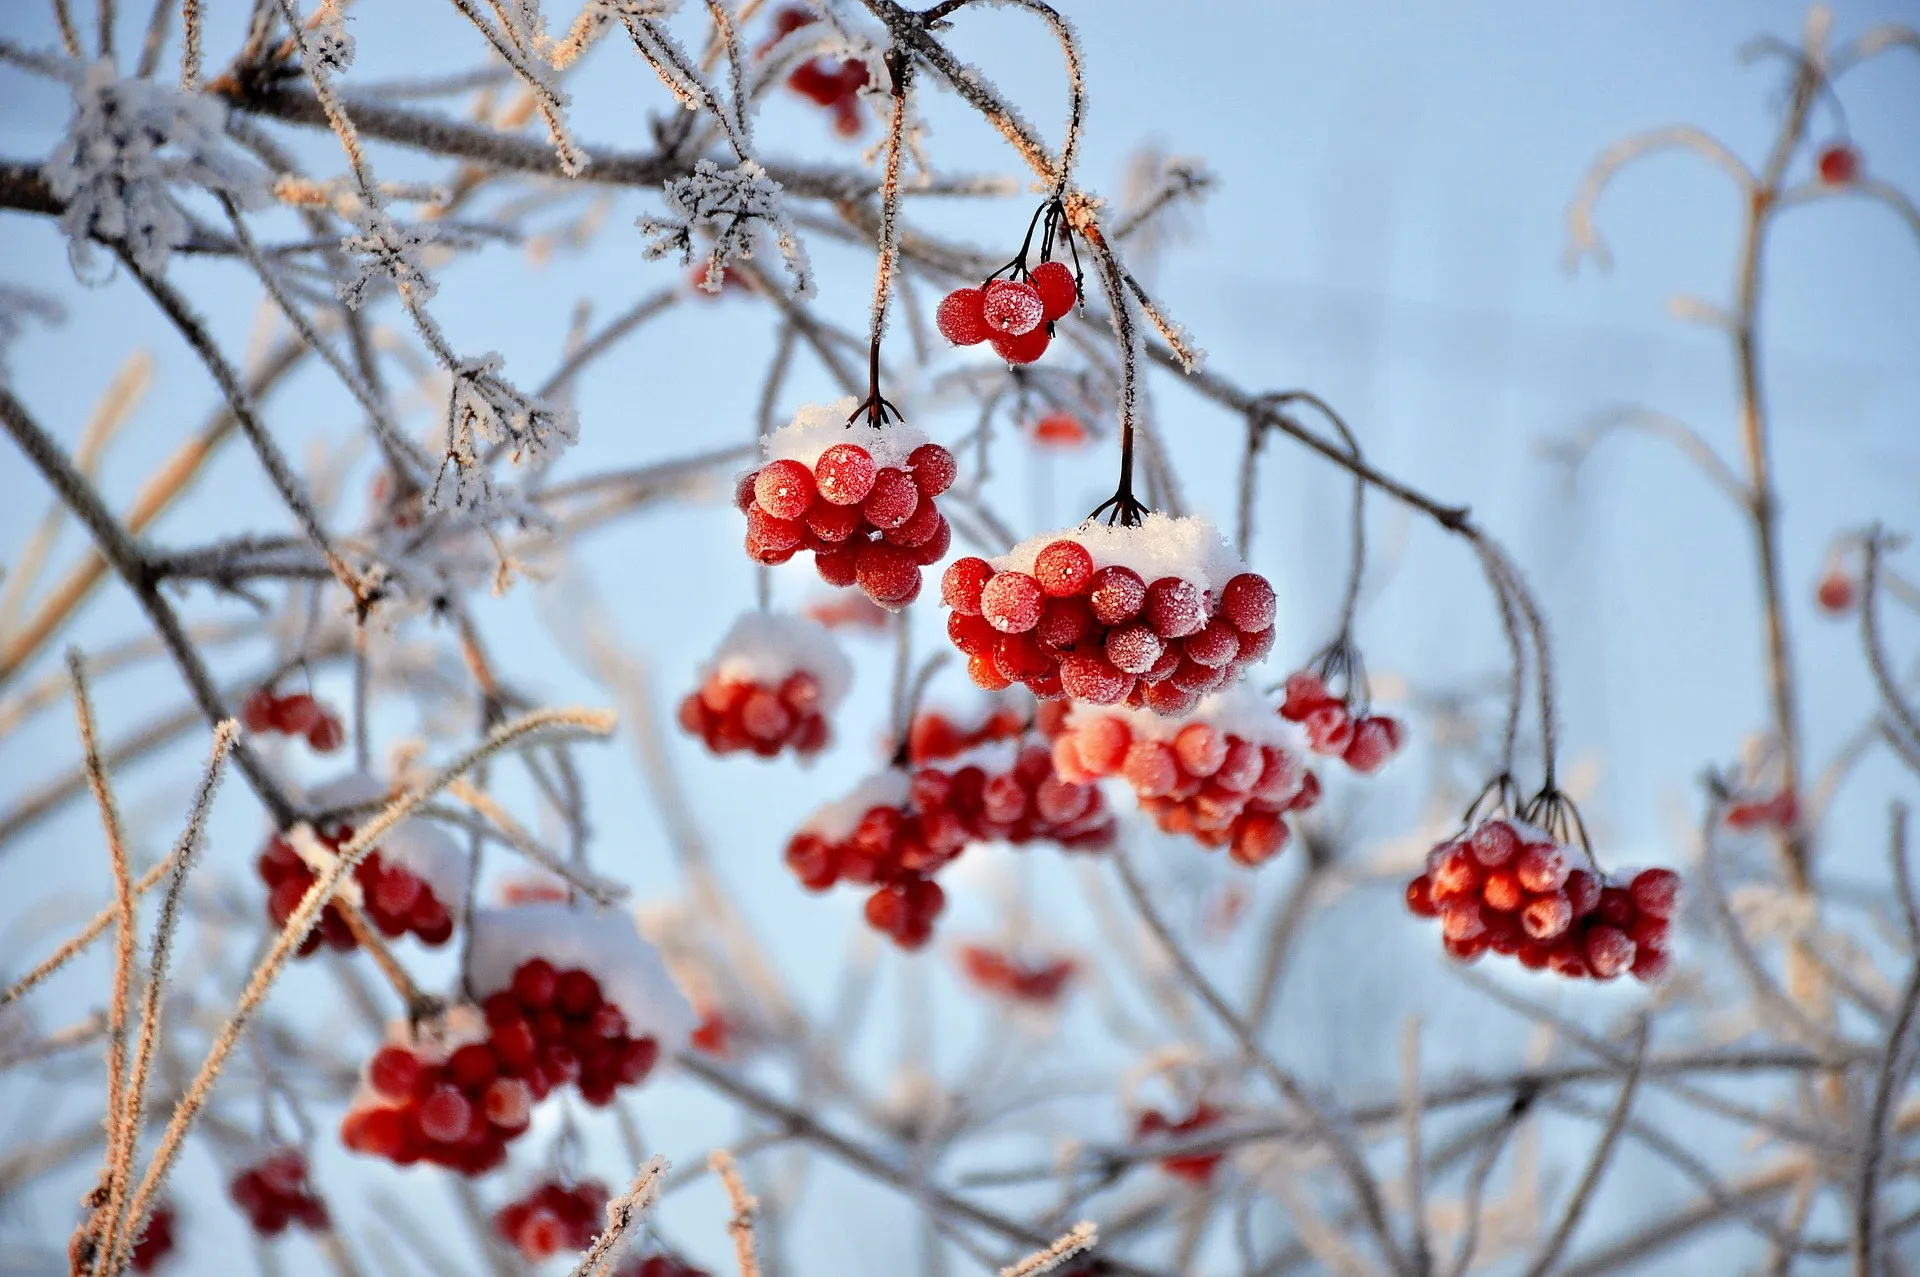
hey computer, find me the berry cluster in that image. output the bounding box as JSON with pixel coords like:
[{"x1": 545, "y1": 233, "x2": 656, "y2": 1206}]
[
  {"x1": 783, "y1": 773, "x2": 965, "y2": 950},
  {"x1": 1051, "y1": 693, "x2": 1318, "y2": 867},
  {"x1": 956, "y1": 943, "x2": 1077, "y2": 1007},
  {"x1": 229, "y1": 1149, "x2": 328, "y2": 1237},
  {"x1": 740, "y1": 403, "x2": 957, "y2": 609},
  {"x1": 937, "y1": 260, "x2": 1078, "y2": 365},
  {"x1": 1133, "y1": 1105, "x2": 1225, "y2": 1185},
  {"x1": 493, "y1": 1179, "x2": 608, "y2": 1261},
  {"x1": 256, "y1": 830, "x2": 455, "y2": 957},
  {"x1": 677, "y1": 612, "x2": 851, "y2": 760},
  {"x1": 764, "y1": 6, "x2": 870, "y2": 137},
  {"x1": 941, "y1": 514, "x2": 1278, "y2": 711},
  {"x1": 1278, "y1": 671, "x2": 1405, "y2": 774},
  {"x1": 240, "y1": 687, "x2": 343, "y2": 753},
  {"x1": 1405, "y1": 817, "x2": 1679, "y2": 982},
  {"x1": 914, "y1": 737, "x2": 1118, "y2": 852},
  {"x1": 341, "y1": 1028, "x2": 532, "y2": 1176},
  {"x1": 906, "y1": 703, "x2": 1026, "y2": 763},
  {"x1": 129, "y1": 1204, "x2": 177, "y2": 1272}
]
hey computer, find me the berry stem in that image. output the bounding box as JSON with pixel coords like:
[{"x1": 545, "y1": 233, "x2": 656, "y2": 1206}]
[{"x1": 856, "y1": 46, "x2": 913, "y2": 432}]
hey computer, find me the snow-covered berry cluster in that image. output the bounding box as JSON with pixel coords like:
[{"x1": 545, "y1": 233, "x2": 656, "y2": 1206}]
[
  {"x1": 1277, "y1": 670, "x2": 1405, "y2": 774},
  {"x1": 1133, "y1": 1104, "x2": 1225, "y2": 1185},
  {"x1": 913, "y1": 736, "x2": 1118, "y2": 853},
  {"x1": 240, "y1": 687, "x2": 344, "y2": 753},
  {"x1": 1405, "y1": 818, "x2": 1679, "y2": 982},
  {"x1": 739, "y1": 401, "x2": 957, "y2": 609},
  {"x1": 1052, "y1": 690, "x2": 1319, "y2": 867},
  {"x1": 937, "y1": 260, "x2": 1078, "y2": 365},
  {"x1": 764, "y1": 6, "x2": 871, "y2": 137},
  {"x1": 956, "y1": 943, "x2": 1077, "y2": 1008},
  {"x1": 228, "y1": 1150, "x2": 328, "y2": 1237},
  {"x1": 941, "y1": 514, "x2": 1277, "y2": 711},
  {"x1": 342, "y1": 908, "x2": 689, "y2": 1172},
  {"x1": 493, "y1": 1179, "x2": 608, "y2": 1261},
  {"x1": 677, "y1": 611, "x2": 851, "y2": 760},
  {"x1": 129, "y1": 1204, "x2": 177, "y2": 1272}
]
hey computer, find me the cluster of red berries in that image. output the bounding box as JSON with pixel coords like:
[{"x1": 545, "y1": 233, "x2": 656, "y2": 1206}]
[
  {"x1": 129, "y1": 1204, "x2": 176, "y2": 1272},
  {"x1": 915, "y1": 736, "x2": 1118, "y2": 852},
  {"x1": 1133, "y1": 1105, "x2": 1224, "y2": 1185},
  {"x1": 229, "y1": 1149, "x2": 328, "y2": 1237},
  {"x1": 937, "y1": 262, "x2": 1078, "y2": 365},
  {"x1": 956, "y1": 943, "x2": 1077, "y2": 1007},
  {"x1": 1404, "y1": 818, "x2": 1679, "y2": 982},
  {"x1": 240, "y1": 687, "x2": 343, "y2": 752},
  {"x1": 1051, "y1": 703, "x2": 1318, "y2": 867},
  {"x1": 342, "y1": 962, "x2": 660, "y2": 1172},
  {"x1": 256, "y1": 830, "x2": 454, "y2": 957},
  {"x1": 678, "y1": 669, "x2": 831, "y2": 759},
  {"x1": 764, "y1": 6, "x2": 869, "y2": 137},
  {"x1": 738, "y1": 430, "x2": 957, "y2": 609},
  {"x1": 906, "y1": 704, "x2": 1026, "y2": 763},
  {"x1": 493, "y1": 1179, "x2": 608, "y2": 1261},
  {"x1": 1278, "y1": 671, "x2": 1405, "y2": 774},
  {"x1": 941, "y1": 529, "x2": 1277, "y2": 712}
]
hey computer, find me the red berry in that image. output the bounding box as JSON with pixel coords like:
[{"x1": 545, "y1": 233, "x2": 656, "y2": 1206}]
[
  {"x1": 967, "y1": 653, "x2": 1013, "y2": 690},
  {"x1": 754, "y1": 458, "x2": 816, "y2": 520},
  {"x1": 814, "y1": 443, "x2": 877, "y2": 505},
  {"x1": 1468, "y1": 820, "x2": 1518, "y2": 867},
  {"x1": 1303, "y1": 705, "x2": 1353, "y2": 755},
  {"x1": 555, "y1": 968, "x2": 603, "y2": 1017},
  {"x1": 745, "y1": 505, "x2": 804, "y2": 553},
  {"x1": 1073, "y1": 717, "x2": 1132, "y2": 774},
  {"x1": 1231, "y1": 813, "x2": 1289, "y2": 866},
  {"x1": 1584, "y1": 926, "x2": 1636, "y2": 980},
  {"x1": 483, "y1": 1077, "x2": 532, "y2": 1131},
  {"x1": 448, "y1": 1042, "x2": 499, "y2": 1089},
  {"x1": 1817, "y1": 143, "x2": 1860, "y2": 186},
  {"x1": 947, "y1": 609, "x2": 998, "y2": 656},
  {"x1": 1059, "y1": 652, "x2": 1131, "y2": 705},
  {"x1": 1104, "y1": 624, "x2": 1164, "y2": 675},
  {"x1": 1514, "y1": 844, "x2": 1569, "y2": 894},
  {"x1": 936, "y1": 287, "x2": 990, "y2": 345},
  {"x1": 1564, "y1": 868, "x2": 1603, "y2": 918},
  {"x1": 1087, "y1": 565, "x2": 1146, "y2": 624},
  {"x1": 1816, "y1": 567, "x2": 1857, "y2": 615},
  {"x1": 418, "y1": 1085, "x2": 474, "y2": 1144},
  {"x1": 1481, "y1": 870, "x2": 1524, "y2": 913},
  {"x1": 1033, "y1": 539, "x2": 1094, "y2": 597},
  {"x1": 990, "y1": 323, "x2": 1051, "y2": 365},
  {"x1": 1342, "y1": 716, "x2": 1401, "y2": 774},
  {"x1": 1143, "y1": 681, "x2": 1198, "y2": 716},
  {"x1": 1431, "y1": 846, "x2": 1480, "y2": 899},
  {"x1": 855, "y1": 541, "x2": 920, "y2": 606},
  {"x1": 1631, "y1": 944, "x2": 1672, "y2": 983},
  {"x1": 1520, "y1": 892, "x2": 1572, "y2": 940},
  {"x1": 1630, "y1": 867, "x2": 1682, "y2": 918},
  {"x1": 1122, "y1": 740, "x2": 1178, "y2": 797},
  {"x1": 1183, "y1": 621, "x2": 1240, "y2": 668},
  {"x1": 274, "y1": 693, "x2": 324, "y2": 735},
  {"x1": 806, "y1": 500, "x2": 863, "y2": 543},
  {"x1": 862, "y1": 468, "x2": 920, "y2": 530},
  {"x1": 367, "y1": 1045, "x2": 421, "y2": 1099},
  {"x1": 241, "y1": 688, "x2": 280, "y2": 732},
  {"x1": 981, "y1": 572, "x2": 1045, "y2": 633},
  {"x1": 942, "y1": 557, "x2": 993, "y2": 614},
  {"x1": 982, "y1": 279, "x2": 1045, "y2": 336},
  {"x1": 1406, "y1": 874, "x2": 1438, "y2": 917},
  {"x1": 907, "y1": 443, "x2": 957, "y2": 497},
  {"x1": 733, "y1": 472, "x2": 759, "y2": 512},
  {"x1": 1219, "y1": 573, "x2": 1276, "y2": 633},
  {"x1": 1143, "y1": 577, "x2": 1205, "y2": 638},
  {"x1": 1030, "y1": 411, "x2": 1089, "y2": 448},
  {"x1": 1036, "y1": 595, "x2": 1095, "y2": 650},
  {"x1": 1279, "y1": 671, "x2": 1334, "y2": 721},
  {"x1": 910, "y1": 515, "x2": 952, "y2": 565},
  {"x1": 1028, "y1": 260, "x2": 1077, "y2": 320},
  {"x1": 513, "y1": 958, "x2": 559, "y2": 1009}
]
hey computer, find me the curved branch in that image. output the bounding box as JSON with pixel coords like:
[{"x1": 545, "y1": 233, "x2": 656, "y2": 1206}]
[{"x1": 1565, "y1": 125, "x2": 1756, "y2": 273}]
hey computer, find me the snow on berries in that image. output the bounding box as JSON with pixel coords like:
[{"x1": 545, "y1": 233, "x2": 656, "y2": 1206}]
[
  {"x1": 941, "y1": 514, "x2": 1278, "y2": 712},
  {"x1": 258, "y1": 775, "x2": 466, "y2": 957},
  {"x1": 341, "y1": 906, "x2": 690, "y2": 1172},
  {"x1": 956, "y1": 943, "x2": 1077, "y2": 1008},
  {"x1": 1404, "y1": 816, "x2": 1680, "y2": 983},
  {"x1": 229, "y1": 1149, "x2": 329, "y2": 1236},
  {"x1": 677, "y1": 611, "x2": 851, "y2": 760},
  {"x1": 1053, "y1": 688, "x2": 1319, "y2": 867},
  {"x1": 1133, "y1": 1104, "x2": 1225, "y2": 1184},
  {"x1": 1277, "y1": 669, "x2": 1405, "y2": 774},
  {"x1": 739, "y1": 400, "x2": 957, "y2": 610},
  {"x1": 240, "y1": 687, "x2": 345, "y2": 753},
  {"x1": 494, "y1": 1179, "x2": 608, "y2": 1261}
]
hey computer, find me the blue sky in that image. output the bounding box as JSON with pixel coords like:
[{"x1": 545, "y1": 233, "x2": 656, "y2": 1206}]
[{"x1": 1, "y1": 1, "x2": 1917, "y2": 1272}]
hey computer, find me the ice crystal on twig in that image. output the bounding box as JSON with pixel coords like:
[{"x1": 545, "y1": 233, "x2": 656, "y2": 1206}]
[
  {"x1": 637, "y1": 160, "x2": 813, "y2": 298},
  {"x1": 44, "y1": 62, "x2": 270, "y2": 278},
  {"x1": 337, "y1": 208, "x2": 444, "y2": 310},
  {"x1": 299, "y1": 0, "x2": 356, "y2": 73},
  {"x1": 432, "y1": 354, "x2": 580, "y2": 517}
]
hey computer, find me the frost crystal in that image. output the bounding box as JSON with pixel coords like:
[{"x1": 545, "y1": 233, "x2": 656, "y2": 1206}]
[
  {"x1": 300, "y1": 1, "x2": 356, "y2": 74},
  {"x1": 636, "y1": 160, "x2": 813, "y2": 298},
  {"x1": 44, "y1": 61, "x2": 270, "y2": 278},
  {"x1": 337, "y1": 208, "x2": 441, "y2": 310},
  {"x1": 432, "y1": 354, "x2": 580, "y2": 516}
]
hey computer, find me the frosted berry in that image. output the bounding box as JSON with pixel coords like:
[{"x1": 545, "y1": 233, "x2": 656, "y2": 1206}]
[
  {"x1": 1031, "y1": 411, "x2": 1089, "y2": 448},
  {"x1": 856, "y1": 541, "x2": 920, "y2": 606},
  {"x1": 1219, "y1": 573, "x2": 1276, "y2": 633},
  {"x1": 1303, "y1": 704, "x2": 1354, "y2": 755},
  {"x1": 907, "y1": 443, "x2": 957, "y2": 496},
  {"x1": 981, "y1": 572, "x2": 1045, "y2": 633},
  {"x1": 1028, "y1": 260, "x2": 1078, "y2": 320},
  {"x1": 990, "y1": 323, "x2": 1051, "y2": 365},
  {"x1": 1183, "y1": 621, "x2": 1240, "y2": 668},
  {"x1": 982, "y1": 279, "x2": 1045, "y2": 336},
  {"x1": 942, "y1": 557, "x2": 994, "y2": 614},
  {"x1": 1143, "y1": 578, "x2": 1205, "y2": 638},
  {"x1": 1104, "y1": 625, "x2": 1164, "y2": 675},
  {"x1": 1087, "y1": 565, "x2": 1147, "y2": 625},
  {"x1": 1279, "y1": 671, "x2": 1335, "y2": 721},
  {"x1": 814, "y1": 443, "x2": 877, "y2": 505},
  {"x1": 936, "y1": 288, "x2": 990, "y2": 346},
  {"x1": 754, "y1": 458, "x2": 816, "y2": 520},
  {"x1": 1342, "y1": 716, "x2": 1403, "y2": 774},
  {"x1": 1629, "y1": 867, "x2": 1681, "y2": 917},
  {"x1": 1060, "y1": 652, "x2": 1131, "y2": 704},
  {"x1": 1033, "y1": 539, "x2": 1094, "y2": 597},
  {"x1": 862, "y1": 468, "x2": 920, "y2": 530},
  {"x1": 1584, "y1": 926, "x2": 1636, "y2": 979}
]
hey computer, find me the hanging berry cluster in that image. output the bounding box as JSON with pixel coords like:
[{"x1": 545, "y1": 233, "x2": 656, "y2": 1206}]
[
  {"x1": 255, "y1": 809, "x2": 464, "y2": 958},
  {"x1": 763, "y1": 6, "x2": 870, "y2": 138},
  {"x1": 493, "y1": 1179, "x2": 609, "y2": 1262},
  {"x1": 738, "y1": 401, "x2": 957, "y2": 609},
  {"x1": 341, "y1": 1027, "x2": 533, "y2": 1176},
  {"x1": 1278, "y1": 669, "x2": 1405, "y2": 774},
  {"x1": 1051, "y1": 690, "x2": 1322, "y2": 867},
  {"x1": 941, "y1": 514, "x2": 1277, "y2": 712},
  {"x1": 905, "y1": 702, "x2": 1026, "y2": 763},
  {"x1": 241, "y1": 686, "x2": 344, "y2": 753},
  {"x1": 677, "y1": 611, "x2": 851, "y2": 761},
  {"x1": 1132, "y1": 1104, "x2": 1225, "y2": 1185},
  {"x1": 956, "y1": 943, "x2": 1077, "y2": 1008},
  {"x1": 937, "y1": 199, "x2": 1082, "y2": 365},
  {"x1": 228, "y1": 1150, "x2": 329, "y2": 1237},
  {"x1": 1405, "y1": 809, "x2": 1679, "y2": 982}
]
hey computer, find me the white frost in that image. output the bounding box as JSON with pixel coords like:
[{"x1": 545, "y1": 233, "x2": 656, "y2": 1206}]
[
  {"x1": 993, "y1": 513, "x2": 1251, "y2": 596},
  {"x1": 799, "y1": 770, "x2": 910, "y2": 841},
  {"x1": 468, "y1": 903, "x2": 695, "y2": 1047},
  {"x1": 705, "y1": 610, "x2": 853, "y2": 710},
  {"x1": 761, "y1": 398, "x2": 931, "y2": 471}
]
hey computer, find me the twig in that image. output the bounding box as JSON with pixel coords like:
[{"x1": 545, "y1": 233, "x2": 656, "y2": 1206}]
[{"x1": 1523, "y1": 1016, "x2": 1649, "y2": 1277}]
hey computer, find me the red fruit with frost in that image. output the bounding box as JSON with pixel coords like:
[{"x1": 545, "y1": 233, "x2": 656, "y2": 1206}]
[
  {"x1": 1183, "y1": 621, "x2": 1240, "y2": 668},
  {"x1": 982, "y1": 279, "x2": 1045, "y2": 336},
  {"x1": 1816, "y1": 143, "x2": 1860, "y2": 186},
  {"x1": 1028, "y1": 260, "x2": 1078, "y2": 320},
  {"x1": 1143, "y1": 578, "x2": 1205, "y2": 638},
  {"x1": 1514, "y1": 844, "x2": 1570, "y2": 894},
  {"x1": 1584, "y1": 926, "x2": 1636, "y2": 980},
  {"x1": 862, "y1": 468, "x2": 920, "y2": 530},
  {"x1": 1279, "y1": 671, "x2": 1334, "y2": 721},
  {"x1": 1073, "y1": 716, "x2": 1132, "y2": 774},
  {"x1": 1104, "y1": 624, "x2": 1164, "y2": 675},
  {"x1": 941, "y1": 557, "x2": 994, "y2": 615},
  {"x1": 981, "y1": 572, "x2": 1045, "y2": 633},
  {"x1": 1219, "y1": 573, "x2": 1276, "y2": 633},
  {"x1": 814, "y1": 545, "x2": 858, "y2": 586},
  {"x1": 856, "y1": 541, "x2": 920, "y2": 606},
  {"x1": 814, "y1": 443, "x2": 877, "y2": 505},
  {"x1": 1033, "y1": 539, "x2": 1094, "y2": 597},
  {"x1": 907, "y1": 443, "x2": 957, "y2": 496},
  {"x1": 1342, "y1": 716, "x2": 1402, "y2": 774},
  {"x1": 1630, "y1": 867, "x2": 1682, "y2": 918},
  {"x1": 1303, "y1": 704, "x2": 1353, "y2": 755},
  {"x1": 1060, "y1": 652, "x2": 1130, "y2": 704},
  {"x1": 754, "y1": 458, "x2": 816, "y2": 520},
  {"x1": 935, "y1": 288, "x2": 990, "y2": 346},
  {"x1": 990, "y1": 323, "x2": 1050, "y2": 365},
  {"x1": 1406, "y1": 874, "x2": 1438, "y2": 917},
  {"x1": 1520, "y1": 892, "x2": 1572, "y2": 940},
  {"x1": 1087, "y1": 565, "x2": 1146, "y2": 625}
]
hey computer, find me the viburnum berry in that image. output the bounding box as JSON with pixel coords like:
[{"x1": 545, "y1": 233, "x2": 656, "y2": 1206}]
[
  {"x1": 1816, "y1": 562, "x2": 1857, "y2": 615},
  {"x1": 981, "y1": 571, "x2": 1045, "y2": 634},
  {"x1": 1133, "y1": 1104, "x2": 1225, "y2": 1184},
  {"x1": 129, "y1": 1203, "x2": 178, "y2": 1272},
  {"x1": 1028, "y1": 260, "x2": 1078, "y2": 320},
  {"x1": 493, "y1": 1179, "x2": 608, "y2": 1260},
  {"x1": 1278, "y1": 665, "x2": 1406, "y2": 774},
  {"x1": 229, "y1": 1149, "x2": 329, "y2": 1236},
  {"x1": 240, "y1": 687, "x2": 345, "y2": 752},
  {"x1": 908, "y1": 442, "x2": 958, "y2": 496},
  {"x1": 957, "y1": 943, "x2": 1077, "y2": 1007},
  {"x1": 753, "y1": 458, "x2": 816, "y2": 520},
  {"x1": 990, "y1": 323, "x2": 1051, "y2": 365},
  {"x1": 814, "y1": 442, "x2": 878, "y2": 505},
  {"x1": 982, "y1": 279, "x2": 1045, "y2": 336},
  {"x1": 936, "y1": 287, "x2": 990, "y2": 346},
  {"x1": 1030, "y1": 410, "x2": 1090, "y2": 448},
  {"x1": 1816, "y1": 142, "x2": 1860, "y2": 185},
  {"x1": 1033, "y1": 539, "x2": 1095, "y2": 597},
  {"x1": 256, "y1": 803, "x2": 462, "y2": 959}
]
